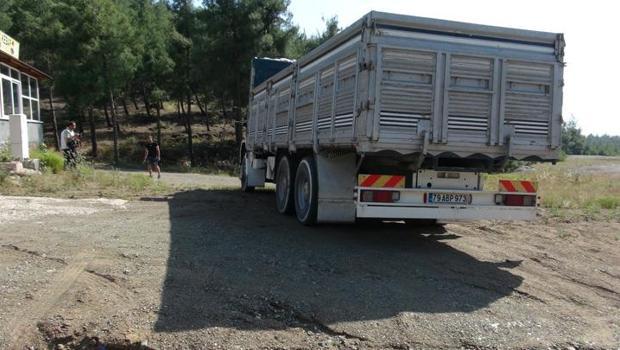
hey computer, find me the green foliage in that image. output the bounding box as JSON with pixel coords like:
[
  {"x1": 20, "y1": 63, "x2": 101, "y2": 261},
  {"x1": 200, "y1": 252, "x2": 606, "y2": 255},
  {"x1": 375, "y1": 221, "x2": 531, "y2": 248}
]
[
  {"x1": 583, "y1": 134, "x2": 620, "y2": 156},
  {"x1": 0, "y1": 164, "x2": 170, "y2": 198},
  {"x1": 562, "y1": 118, "x2": 586, "y2": 155},
  {"x1": 0, "y1": 170, "x2": 7, "y2": 185},
  {"x1": 5, "y1": 0, "x2": 342, "y2": 166},
  {"x1": 485, "y1": 157, "x2": 620, "y2": 221},
  {"x1": 287, "y1": 16, "x2": 340, "y2": 58},
  {"x1": 31, "y1": 148, "x2": 65, "y2": 174},
  {"x1": 0, "y1": 0, "x2": 13, "y2": 31},
  {"x1": 562, "y1": 118, "x2": 620, "y2": 156},
  {"x1": 0, "y1": 145, "x2": 11, "y2": 162},
  {"x1": 592, "y1": 197, "x2": 619, "y2": 210},
  {"x1": 132, "y1": 0, "x2": 176, "y2": 106}
]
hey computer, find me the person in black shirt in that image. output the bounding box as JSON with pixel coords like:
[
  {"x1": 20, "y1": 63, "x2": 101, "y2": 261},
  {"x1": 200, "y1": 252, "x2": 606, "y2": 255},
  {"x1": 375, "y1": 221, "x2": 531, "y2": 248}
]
[{"x1": 143, "y1": 135, "x2": 161, "y2": 179}]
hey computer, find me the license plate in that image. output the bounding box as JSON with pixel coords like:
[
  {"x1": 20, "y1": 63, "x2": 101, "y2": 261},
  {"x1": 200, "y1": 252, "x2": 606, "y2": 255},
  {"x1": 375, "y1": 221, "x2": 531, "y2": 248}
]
[{"x1": 426, "y1": 192, "x2": 472, "y2": 205}]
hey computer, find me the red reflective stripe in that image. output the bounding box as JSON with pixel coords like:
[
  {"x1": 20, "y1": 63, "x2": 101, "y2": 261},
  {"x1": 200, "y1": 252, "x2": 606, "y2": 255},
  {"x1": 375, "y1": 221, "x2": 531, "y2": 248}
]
[
  {"x1": 383, "y1": 176, "x2": 403, "y2": 188},
  {"x1": 500, "y1": 180, "x2": 517, "y2": 192},
  {"x1": 520, "y1": 181, "x2": 536, "y2": 193},
  {"x1": 361, "y1": 174, "x2": 381, "y2": 187}
]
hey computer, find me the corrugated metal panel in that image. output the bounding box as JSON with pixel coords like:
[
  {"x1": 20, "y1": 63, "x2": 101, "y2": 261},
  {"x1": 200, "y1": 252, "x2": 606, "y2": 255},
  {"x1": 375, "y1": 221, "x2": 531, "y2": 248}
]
[
  {"x1": 294, "y1": 76, "x2": 315, "y2": 133},
  {"x1": 274, "y1": 82, "x2": 291, "y2": 142},
  {"x1": 250, "y1": 95, "x2": 266, "y2": 147},
  {"x1": 379, "y1": 48, "x2": 435, "y2": 132},
  {"x1": 447, "y1": 56, "x2": 493, "y2": 137},
  {"x1": 266, "y1": 95, "x2": 277, "y2": 142},
  {"x1": 295, "y1": 105, "x2": 313, "y2": 134},
  {"x1": 317, "y1": 68, "x2": 334, "y2": 129},
  {"x1": 504, "y1": 60, "x2": 552, "y2": 137},
  {"x1": 245, "y1": 12, "x2": 564, "y2": 160},
  {"x1": 334, "y1": 55, "x2": 357, "y2": 128},
  {"x1": 248, "y1": 102, "x2": 258, "y2": 148}
]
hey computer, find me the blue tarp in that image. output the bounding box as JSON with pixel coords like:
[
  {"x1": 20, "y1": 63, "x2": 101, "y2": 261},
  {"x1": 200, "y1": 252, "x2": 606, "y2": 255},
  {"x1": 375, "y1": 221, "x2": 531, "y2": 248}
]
[{"x1": 252, "y1": 57, "x2": 294, "y2": 88}]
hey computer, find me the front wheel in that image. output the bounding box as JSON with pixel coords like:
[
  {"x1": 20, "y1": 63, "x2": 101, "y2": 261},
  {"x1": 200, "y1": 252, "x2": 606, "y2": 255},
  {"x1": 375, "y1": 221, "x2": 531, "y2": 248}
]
[
  {"x1": 294, "y1": 156, "x2": 318, "y2": 225},
  {"x1": 240, "y1": 152, "x2": 255, "y2": 192},
  {"x1": 275, "y1": 155, "x2": 295, "y2": 214}
]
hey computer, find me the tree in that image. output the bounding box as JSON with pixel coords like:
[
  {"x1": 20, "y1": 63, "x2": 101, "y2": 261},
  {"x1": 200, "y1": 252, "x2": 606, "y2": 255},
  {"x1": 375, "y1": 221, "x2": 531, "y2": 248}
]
[
  {"x1": 561, "y1": 118, "x2": 586, "y2": 155},
  {"x1": 5, "y1": 0, "x2": 344, "y2": 167},
  {"x1": 52, "y1": 0, "x2": 139, "y2": 163},
  {"x1": 287, "y1": 16, "x2": 339, "y2": 58},
  {"x1": 201, "y1": 0, "x2": 292, "y2": 146},
  {"x1": 0, "y1": 0, "x2": 13, "y2": 32},
  {"x1": 170, "y1": 0, "x2": 197, "y2": 166},
  {"x1": 131, "y1": 0, "x2": 175, "y2": 146}
]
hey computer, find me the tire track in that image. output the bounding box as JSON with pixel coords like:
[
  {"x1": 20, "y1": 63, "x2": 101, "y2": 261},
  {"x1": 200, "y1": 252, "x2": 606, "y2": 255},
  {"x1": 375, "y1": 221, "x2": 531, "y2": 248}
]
[{"x1": 7, "y1": 251, "x2": 91, "y2": 349}]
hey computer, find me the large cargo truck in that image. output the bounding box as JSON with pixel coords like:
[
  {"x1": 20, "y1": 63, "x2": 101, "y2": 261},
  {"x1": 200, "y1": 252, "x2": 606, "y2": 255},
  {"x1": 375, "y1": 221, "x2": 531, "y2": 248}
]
[{"x1": 240, "y1": 11, "x2": 565, "y2": 225}]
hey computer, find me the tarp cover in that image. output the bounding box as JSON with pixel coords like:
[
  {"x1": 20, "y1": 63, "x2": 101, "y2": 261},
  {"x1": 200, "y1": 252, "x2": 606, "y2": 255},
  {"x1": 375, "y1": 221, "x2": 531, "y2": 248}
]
[{"x1": 252, "y1": 57, "x2": 293, "y2": 88}]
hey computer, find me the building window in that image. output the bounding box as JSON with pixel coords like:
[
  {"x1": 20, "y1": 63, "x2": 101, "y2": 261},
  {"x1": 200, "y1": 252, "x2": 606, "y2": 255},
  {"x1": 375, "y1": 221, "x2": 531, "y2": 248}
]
[
  {"x1": 1, "y1": 78, "x2": 11, "y2": 117},
  {"x1": 21, "y1": 73, "x2": 39, "y2": 120},
  {"x1": 0, "y1": 63, "x2": 39, "y2": 121}
]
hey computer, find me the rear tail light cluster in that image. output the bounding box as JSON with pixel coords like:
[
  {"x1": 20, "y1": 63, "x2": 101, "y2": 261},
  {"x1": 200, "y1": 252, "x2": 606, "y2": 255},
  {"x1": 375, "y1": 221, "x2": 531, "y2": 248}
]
[
  {"x1": 495, "y1": 194, "x2": 537, "y2": 207},
  {"x1": 361, "y1": 190, "x2": 400, "y2": 203}
]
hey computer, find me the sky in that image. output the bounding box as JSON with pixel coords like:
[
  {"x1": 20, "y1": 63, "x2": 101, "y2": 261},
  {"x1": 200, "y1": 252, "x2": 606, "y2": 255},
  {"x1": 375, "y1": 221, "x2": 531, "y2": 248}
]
[{"x1": 288, "y1": 0, "x2": 619, "y2": 136}]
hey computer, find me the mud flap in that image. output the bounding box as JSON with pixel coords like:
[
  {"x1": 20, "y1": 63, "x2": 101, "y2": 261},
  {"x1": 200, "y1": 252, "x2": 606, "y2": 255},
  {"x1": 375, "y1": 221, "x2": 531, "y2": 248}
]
[
  {"x1": 247, "y1": 156, "x2": 266, "y2": 187},
  {"x1": 316, "y1": 152, "x2": 356, "y2": 223}
]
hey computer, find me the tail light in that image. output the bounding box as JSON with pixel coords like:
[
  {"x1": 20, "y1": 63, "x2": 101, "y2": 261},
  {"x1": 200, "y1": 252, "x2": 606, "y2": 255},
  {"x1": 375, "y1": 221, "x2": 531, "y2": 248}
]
[
  {"x1": 495, "y1": 194, "x2": 536, "y2": 207},
  {"x1": 361, "y1": 190, "x2": 400, "y2": 203}
]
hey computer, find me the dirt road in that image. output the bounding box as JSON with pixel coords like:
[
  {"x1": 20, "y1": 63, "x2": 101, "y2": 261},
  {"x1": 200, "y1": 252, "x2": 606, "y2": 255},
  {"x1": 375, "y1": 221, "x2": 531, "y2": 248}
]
[{"x1": 0, "y1": 173, "x2": 618, "y2": 349}]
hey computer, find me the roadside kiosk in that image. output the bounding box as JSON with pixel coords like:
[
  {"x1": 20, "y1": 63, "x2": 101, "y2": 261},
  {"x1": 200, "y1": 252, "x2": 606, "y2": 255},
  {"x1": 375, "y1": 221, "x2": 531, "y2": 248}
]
[{"x1": 0, "y1": 30, "x2": 51, "y2": 159}]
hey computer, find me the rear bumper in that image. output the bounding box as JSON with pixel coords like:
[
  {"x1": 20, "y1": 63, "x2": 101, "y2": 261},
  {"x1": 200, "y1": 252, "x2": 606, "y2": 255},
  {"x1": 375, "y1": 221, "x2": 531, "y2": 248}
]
[
  {"x1": 355, "y1": 187, "x2": 537, "y2": 221},
  {"x1": 357, "y1": 204, "x2": 536, "y2": 220}
]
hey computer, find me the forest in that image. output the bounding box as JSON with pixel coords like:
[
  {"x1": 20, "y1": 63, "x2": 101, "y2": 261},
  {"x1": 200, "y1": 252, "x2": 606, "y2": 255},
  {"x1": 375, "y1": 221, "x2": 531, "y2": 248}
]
[
  {"x1": 562, "y1": 119, "x2": 620, "y2": 156},
  {"x1": 0, "y1": 0, "x2": 338, "y2": 167}
]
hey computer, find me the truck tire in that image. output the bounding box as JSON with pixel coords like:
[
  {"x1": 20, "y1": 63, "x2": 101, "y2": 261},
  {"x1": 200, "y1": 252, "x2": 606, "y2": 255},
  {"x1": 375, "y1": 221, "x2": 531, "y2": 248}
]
[
  {"x1": 275, "y1": 155, "x2": 295, "y2": 214},
  {"x1": 240, "y1": 153, "x2": 255, "y2": 192},
  {"x1": 294, "y1": 156, "x2": 318, "y2": 225}
]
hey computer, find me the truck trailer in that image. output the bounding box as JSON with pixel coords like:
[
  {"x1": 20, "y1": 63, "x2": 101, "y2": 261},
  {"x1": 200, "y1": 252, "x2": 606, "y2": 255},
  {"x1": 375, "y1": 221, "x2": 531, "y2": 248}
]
[{"x1": 240, "y1": 11, "x2": 564, "y2": 225}]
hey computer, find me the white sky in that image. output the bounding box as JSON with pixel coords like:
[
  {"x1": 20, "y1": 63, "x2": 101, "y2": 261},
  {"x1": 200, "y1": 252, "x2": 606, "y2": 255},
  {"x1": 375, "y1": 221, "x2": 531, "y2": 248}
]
[{"x1": 289, "y1": 0, "x2": 619, "y2": 136}]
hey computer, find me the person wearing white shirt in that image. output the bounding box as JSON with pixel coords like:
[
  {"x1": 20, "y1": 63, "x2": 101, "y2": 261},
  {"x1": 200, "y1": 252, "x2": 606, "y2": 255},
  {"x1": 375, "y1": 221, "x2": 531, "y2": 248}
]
[{"x1": 60, "y1": 121, "x2": 80, "y2": 168}]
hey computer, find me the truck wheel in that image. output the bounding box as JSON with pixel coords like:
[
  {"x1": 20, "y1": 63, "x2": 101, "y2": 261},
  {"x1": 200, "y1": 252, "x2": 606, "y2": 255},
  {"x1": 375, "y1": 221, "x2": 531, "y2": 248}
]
[
  {"x1": 240, "y1": 153, "x2": 255, "y2": 192},
  {"x1": 294, "y1": 156, "x2": 318, "y2": 225},
  {"x1": 275, "y1": 155, "x2": 295, "y2": 214}
]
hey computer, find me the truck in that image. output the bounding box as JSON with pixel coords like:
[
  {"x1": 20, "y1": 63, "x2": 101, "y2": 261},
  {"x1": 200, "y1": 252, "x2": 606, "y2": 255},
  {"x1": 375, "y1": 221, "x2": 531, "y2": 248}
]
[{"x1": 240, "y1": 11, "x2": 565, "y2": 225}]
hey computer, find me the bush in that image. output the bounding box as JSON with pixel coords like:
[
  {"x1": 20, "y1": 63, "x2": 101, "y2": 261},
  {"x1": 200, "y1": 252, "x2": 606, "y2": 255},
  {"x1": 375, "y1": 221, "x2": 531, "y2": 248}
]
[
  {"x1": 0, "y1": 144, "x2": 11, "y2": 162},
  {"x1": 31, "y1": 148, "x2": 65, "y2": 174}
]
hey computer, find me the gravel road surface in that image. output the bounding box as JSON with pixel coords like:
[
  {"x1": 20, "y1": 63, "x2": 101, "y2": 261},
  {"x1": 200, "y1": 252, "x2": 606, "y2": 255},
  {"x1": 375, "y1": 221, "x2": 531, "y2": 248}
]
[{"x1": 0, "y1": 173, "x2": 618, "y2": 349}]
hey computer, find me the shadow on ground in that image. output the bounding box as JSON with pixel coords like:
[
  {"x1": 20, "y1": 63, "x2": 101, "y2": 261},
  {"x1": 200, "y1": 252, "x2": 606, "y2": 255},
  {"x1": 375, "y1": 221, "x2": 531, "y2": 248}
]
[{"x1": 154, "y1": 189, "x2": 522, "y2": 332}]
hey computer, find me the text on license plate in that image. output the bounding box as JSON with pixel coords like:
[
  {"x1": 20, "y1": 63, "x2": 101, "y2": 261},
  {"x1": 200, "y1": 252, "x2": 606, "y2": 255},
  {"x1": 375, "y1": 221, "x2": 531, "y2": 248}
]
[{"x1": 426, "y1": 192, "x2": 472, "y2": 205}]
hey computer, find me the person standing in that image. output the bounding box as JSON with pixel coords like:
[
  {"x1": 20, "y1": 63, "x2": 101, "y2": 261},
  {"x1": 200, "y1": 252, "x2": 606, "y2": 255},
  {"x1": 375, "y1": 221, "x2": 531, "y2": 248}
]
[
  {"x1": 60, "y1": 121, "x2": 80, "y2": 168},
  {"x1": 143, "y1": 135, "x2": 161, "y2": 179}
]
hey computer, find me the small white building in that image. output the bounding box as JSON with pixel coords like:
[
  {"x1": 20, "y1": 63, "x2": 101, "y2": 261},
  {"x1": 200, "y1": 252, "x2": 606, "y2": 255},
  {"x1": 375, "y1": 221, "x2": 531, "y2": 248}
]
[{"x1": 0, "y1": 30, "x2": 50, "y2": 159}]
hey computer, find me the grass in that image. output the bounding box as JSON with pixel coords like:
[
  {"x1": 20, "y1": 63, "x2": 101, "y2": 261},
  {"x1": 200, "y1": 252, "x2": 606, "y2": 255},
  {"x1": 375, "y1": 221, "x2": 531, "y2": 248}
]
[
  {"x1": 30, "y1": 148, "x2": 65, "y2": 174},
  {"x1": 485, "y1": 156, "x2": 620, "y2": 221},
  {"x1": 0, "y1": 165, "x2": 171, "y2": 199}
]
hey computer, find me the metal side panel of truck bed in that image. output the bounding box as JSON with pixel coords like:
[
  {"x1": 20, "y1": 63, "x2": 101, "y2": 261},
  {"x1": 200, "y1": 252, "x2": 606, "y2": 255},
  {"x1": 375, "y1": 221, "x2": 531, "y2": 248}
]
[{"x1": 246, "y1": 11, "x2": 564, "y2": 161}]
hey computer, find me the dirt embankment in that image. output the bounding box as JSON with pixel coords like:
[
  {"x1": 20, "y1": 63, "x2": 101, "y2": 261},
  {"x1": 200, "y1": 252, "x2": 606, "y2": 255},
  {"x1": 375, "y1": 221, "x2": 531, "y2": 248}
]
[{"x1": 0, "y1": 176, "x2": 618, "y2": 349}]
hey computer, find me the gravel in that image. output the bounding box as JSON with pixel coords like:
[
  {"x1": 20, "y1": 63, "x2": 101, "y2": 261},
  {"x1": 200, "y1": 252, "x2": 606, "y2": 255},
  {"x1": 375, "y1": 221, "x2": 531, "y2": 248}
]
[{"x1": 0, "y1": 173, "x2": 618, "y2": 349}]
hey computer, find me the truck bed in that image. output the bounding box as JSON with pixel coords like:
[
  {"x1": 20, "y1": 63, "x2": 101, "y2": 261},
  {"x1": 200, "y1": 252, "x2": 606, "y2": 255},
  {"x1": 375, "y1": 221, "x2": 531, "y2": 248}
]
[{"x1": 246, "y1": 11, "x2": 565, "y2": 164}]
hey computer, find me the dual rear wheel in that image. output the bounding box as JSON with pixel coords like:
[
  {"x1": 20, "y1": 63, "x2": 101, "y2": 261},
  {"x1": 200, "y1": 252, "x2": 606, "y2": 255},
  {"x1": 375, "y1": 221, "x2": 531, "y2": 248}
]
[{"x1": 275, "y1": 155, "x2": 318, "y2": 225}]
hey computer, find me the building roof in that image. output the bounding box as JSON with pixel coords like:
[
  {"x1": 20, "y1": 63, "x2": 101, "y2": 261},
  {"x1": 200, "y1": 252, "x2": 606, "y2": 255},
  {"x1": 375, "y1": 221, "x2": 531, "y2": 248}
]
[{"x1": 0, "y1": 50, "x2": 51, "y2": 80}]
